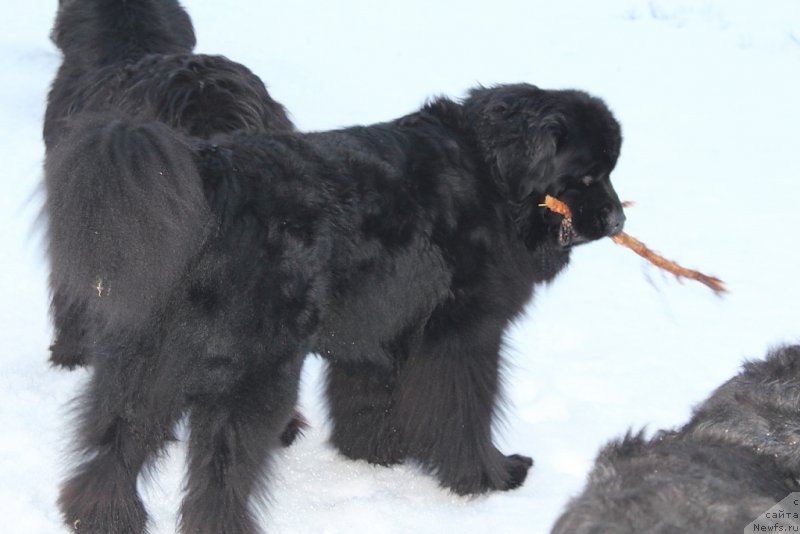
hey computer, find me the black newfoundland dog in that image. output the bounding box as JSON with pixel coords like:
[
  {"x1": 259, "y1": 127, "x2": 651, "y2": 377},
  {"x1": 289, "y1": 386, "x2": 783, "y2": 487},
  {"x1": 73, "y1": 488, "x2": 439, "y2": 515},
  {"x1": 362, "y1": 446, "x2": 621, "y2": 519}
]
[
  {"x1": 552, "y1": 344, "x2": 800, "y2": 533},
  {"x1": 45, "y1": 1, "x2": 626, "y2": 533},
  {"x1": 45, "y1": 0, "x2": 294, "y2": 371}
]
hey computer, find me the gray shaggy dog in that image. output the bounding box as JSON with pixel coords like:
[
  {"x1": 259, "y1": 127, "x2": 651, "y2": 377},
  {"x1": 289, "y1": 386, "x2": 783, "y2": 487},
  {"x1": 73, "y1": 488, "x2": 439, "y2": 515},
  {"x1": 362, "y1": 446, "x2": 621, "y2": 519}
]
[{"x1": 552, "y1": 344, "x2": 800, "y2": 533}]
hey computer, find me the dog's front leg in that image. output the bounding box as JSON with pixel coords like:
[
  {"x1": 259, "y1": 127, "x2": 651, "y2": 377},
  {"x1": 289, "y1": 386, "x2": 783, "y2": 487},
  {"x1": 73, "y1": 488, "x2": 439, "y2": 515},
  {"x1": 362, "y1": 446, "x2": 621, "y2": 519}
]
[{"x1": 391, "y1": 310, "x2": 533, "y2": 495}]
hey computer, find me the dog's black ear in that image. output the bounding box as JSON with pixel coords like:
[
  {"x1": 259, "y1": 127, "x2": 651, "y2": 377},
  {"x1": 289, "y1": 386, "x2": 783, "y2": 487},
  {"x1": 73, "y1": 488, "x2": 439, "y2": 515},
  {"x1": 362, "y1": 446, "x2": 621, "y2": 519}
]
[
  {"x1": 465, "y1": 84, "x2": 566, "y2": 202},
  {"x1": 495, "y1": 112, "x2": 566, "y2": 202},
  {"x1": 517, "y1": 117, "x2": 565, "y2": 201}
]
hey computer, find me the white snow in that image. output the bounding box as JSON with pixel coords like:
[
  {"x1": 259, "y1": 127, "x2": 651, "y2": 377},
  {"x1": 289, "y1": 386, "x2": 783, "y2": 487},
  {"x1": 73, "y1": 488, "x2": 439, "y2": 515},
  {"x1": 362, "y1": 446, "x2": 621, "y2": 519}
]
[{"x1": 1, "y1": 1, "x2": 798, "y2": 532}]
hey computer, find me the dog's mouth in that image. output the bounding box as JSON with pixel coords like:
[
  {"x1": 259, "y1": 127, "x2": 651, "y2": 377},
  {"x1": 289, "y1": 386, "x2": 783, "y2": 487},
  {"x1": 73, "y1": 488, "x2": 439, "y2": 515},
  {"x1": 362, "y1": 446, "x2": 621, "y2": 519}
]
[
  {"x1": 545, "y1": 195, "x2": 626, "y2": 249},
  {"x1": 557, "y1": 218, "x2": 590, "y2": 248}
]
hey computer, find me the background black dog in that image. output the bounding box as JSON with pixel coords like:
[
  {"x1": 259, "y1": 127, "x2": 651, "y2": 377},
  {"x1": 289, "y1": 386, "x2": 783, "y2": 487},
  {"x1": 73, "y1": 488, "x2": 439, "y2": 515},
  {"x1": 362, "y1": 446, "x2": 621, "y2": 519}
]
[
  {"x1": 552, "y1": 344, "x2": 800, "y2": 533},
  {"x1": 45, "y1": 0, "x2": 294, "y2": 370},
  {"x1": 45, "y1": 2, "x2": 625, "y2": 533}
]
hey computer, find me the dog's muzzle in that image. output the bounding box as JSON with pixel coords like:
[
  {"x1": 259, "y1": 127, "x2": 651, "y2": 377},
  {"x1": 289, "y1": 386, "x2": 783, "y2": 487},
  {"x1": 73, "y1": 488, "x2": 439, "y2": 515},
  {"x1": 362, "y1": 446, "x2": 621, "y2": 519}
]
[{"x1": 558, "y1": 203, "x2": 626, "y2": 248}]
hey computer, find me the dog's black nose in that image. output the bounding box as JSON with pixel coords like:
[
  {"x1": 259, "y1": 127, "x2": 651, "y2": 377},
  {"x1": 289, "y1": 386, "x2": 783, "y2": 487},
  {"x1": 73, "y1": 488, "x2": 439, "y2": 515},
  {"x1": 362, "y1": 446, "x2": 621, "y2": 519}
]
[{"x1": 603, "y1": 205, "x2": 626, "y2": 236}]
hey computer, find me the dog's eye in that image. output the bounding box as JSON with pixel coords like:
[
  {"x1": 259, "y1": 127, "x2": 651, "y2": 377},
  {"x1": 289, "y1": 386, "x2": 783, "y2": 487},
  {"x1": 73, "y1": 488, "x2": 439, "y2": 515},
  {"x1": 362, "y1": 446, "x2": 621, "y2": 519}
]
[{"x1": 581, "y1": 174, "x2": 594, "y2": 186}]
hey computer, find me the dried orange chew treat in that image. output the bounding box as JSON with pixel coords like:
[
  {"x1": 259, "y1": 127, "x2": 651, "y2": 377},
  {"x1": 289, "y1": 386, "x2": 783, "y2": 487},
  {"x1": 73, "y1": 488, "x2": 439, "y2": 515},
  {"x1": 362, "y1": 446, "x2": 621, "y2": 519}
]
[
  {"x1": 541, "y1": 195, "x2": 574, "y2": 218},
  {"x1": 539, "y1": 195, "x2": 728, "y2": 295},
  {"x1": 609, "y1": 233, "x2": 727, "y2": 294}
]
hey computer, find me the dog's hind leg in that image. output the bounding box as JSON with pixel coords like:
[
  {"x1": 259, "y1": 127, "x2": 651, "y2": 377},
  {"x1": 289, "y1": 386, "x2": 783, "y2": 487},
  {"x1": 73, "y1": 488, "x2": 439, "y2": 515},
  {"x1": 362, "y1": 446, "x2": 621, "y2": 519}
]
[
  {"x1": 179, "y1": 352, "x2": 304, "y2": 534},
  {"x1": 58, "y1": 337, "x2": 184, "y2": 534}
]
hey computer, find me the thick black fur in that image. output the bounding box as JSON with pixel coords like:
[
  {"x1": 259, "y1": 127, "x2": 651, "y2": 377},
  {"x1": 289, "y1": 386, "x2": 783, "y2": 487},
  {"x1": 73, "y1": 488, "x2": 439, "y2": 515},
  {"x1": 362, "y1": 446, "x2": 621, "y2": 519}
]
[
  {"x1": 552, "y1": 345, "x2": 800, "y2": 533},
  {"x1": 45, "y1": 2, "x2": 626, "y2": 533},
  {"x1": 45, "y1": 0, "x2": 294, "y2": 371}
]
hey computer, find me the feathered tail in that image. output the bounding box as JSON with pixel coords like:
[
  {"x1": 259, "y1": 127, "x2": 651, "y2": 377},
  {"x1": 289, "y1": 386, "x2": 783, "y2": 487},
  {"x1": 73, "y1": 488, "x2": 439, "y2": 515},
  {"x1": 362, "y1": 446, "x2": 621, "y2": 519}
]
[{"x1": 44, "y1": 115, "x2": 210, "y2": 329}]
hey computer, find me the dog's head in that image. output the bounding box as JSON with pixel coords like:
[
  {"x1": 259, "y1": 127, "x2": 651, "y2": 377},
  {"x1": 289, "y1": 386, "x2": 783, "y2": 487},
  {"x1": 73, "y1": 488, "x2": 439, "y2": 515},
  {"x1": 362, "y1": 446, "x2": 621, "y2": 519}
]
[
  {"x1": 465, "y1": 84, "x2": 625, "y2": 249},
  {"x1": 51, "y1": 0, "x2": 196, "y2": 61}
]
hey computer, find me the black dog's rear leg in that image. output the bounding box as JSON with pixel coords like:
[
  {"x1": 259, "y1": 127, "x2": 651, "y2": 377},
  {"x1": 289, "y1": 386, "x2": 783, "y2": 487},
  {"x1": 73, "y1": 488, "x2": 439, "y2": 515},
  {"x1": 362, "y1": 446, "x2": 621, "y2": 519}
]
[
  {"x1": 180, "y1": 353, "x2": 304, "y2": 534},
  {"x1": 392, "y1": 318, "x2": 532, "y2": 495},
  {"x1": 58, "y1": 344, "x2": 183, "y2": 534},
  {"x1": 325, "y1": 360, "x2": 403, "y2": 466}
]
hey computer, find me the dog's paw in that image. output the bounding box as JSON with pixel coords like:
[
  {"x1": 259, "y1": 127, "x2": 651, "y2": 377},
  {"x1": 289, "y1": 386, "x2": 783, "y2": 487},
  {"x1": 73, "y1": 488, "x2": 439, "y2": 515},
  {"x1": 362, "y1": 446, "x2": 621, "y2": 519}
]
[
  {"x1": 501, "y1": 453, "x2": 534, "y2": 491},
  {"x1": 59, "y1": 461, "x2": 147, "y2": 534},
  {"x1": 443, "y1": 452, "x2": 534, "y2": 496},
  {"x1": 60, "y1": 496, "x2": 146, "y2": 534}
]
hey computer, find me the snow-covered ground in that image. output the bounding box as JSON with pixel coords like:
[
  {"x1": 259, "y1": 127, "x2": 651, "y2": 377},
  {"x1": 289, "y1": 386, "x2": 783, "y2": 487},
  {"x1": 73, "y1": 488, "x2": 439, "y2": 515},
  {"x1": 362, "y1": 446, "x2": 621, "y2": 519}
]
[{"x1": 1, "y1": 1, "x2": 799, "y2": 532}]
